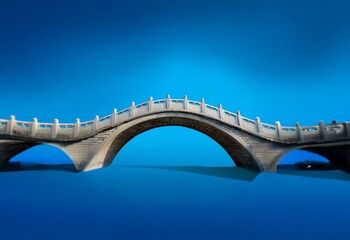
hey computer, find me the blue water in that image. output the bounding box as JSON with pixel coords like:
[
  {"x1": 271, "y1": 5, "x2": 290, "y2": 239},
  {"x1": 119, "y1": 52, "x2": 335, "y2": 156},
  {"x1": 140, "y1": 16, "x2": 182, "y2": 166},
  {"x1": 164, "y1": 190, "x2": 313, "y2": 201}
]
[
  {"x1": 1, "y1": 163, "x2": 350, "y2": 240},
  {"x1": 1, "y1": 0, "x2": 350, "y2": 239},
  {"x1": 2, "y1": 124, "x2": 350, "y2": 240},
  {"x1": 2, "y1": 126, "x2": 350, "y2": 240}
]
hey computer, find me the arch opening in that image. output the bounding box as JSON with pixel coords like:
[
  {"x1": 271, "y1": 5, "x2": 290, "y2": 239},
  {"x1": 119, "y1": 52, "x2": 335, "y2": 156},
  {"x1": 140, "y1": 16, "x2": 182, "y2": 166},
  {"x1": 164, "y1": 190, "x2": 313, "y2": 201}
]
[
  {"x1": 277, "y1": 149, "x2": 335, "y2": 172},
  {"x1": 4, "y1": 144, "x2": 76, "y2": 172},
  {"x1": 114, "y1": 126, "x2": 236, "y2": 167}
]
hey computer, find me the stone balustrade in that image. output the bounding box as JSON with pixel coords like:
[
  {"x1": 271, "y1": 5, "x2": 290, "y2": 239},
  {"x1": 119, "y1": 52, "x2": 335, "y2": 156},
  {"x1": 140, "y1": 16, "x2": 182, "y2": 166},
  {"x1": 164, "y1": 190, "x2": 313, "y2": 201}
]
[{"x1": 0, "y1": 95, "x2": 349, "y2": 143}]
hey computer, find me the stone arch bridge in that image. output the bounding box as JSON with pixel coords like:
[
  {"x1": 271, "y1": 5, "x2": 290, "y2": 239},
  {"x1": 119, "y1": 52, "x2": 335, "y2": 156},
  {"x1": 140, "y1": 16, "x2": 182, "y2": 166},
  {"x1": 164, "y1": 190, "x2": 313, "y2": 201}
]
[{"x1": 1, "y1": 95, "x2": 350, "y2": 173}]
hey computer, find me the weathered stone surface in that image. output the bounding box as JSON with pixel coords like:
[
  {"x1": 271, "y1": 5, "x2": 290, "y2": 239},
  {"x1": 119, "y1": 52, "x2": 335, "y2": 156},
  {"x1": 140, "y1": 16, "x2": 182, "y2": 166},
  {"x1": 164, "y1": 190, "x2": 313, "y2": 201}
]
[{"x1": 0, "y1": 96, "x2": 349, "y2": 172}]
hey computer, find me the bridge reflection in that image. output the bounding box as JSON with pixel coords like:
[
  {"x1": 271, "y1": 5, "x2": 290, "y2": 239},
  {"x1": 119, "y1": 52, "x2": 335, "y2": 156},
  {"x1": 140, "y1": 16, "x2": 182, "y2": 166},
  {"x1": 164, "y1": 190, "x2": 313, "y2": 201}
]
[
  {"x1": 0, "y1": 162, "x2": 76, "y2": 172},
  {"x1": 119, "y1": 165, "x2": 259, "y2": 182},
  {"x1": 276, "y1": 164, "x2": 350, "y2": 182},
  {"x1": 2, "y1": 162, "x2": 350, "y2": 182}
]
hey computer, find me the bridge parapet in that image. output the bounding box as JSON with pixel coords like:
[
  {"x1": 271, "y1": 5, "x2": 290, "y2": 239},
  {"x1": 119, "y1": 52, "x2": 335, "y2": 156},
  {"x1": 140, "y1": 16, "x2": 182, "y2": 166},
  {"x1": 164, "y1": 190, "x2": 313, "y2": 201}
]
[{"x1": 0, "y1": 95, "x2": 349, "y2": 144}]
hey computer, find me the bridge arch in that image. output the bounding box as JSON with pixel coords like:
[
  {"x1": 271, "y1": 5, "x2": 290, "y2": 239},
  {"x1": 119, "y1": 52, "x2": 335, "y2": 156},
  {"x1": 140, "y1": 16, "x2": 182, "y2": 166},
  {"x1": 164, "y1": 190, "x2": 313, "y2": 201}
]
[
  {"x1": 0, "y1": 141, "x2": 76, "y2": 170},
  {"x1": 10, "y1": 143, "x2": 73, "y2": 164},
  {"x1": 276, "y1": 149, "x2": 330, "y2": 166},
  {"x1": 85, "y1": 112, "x2": 263, "y2": 171},
  {"x1": 273, "y1": 144, "x2": 350, "y2": 173}
]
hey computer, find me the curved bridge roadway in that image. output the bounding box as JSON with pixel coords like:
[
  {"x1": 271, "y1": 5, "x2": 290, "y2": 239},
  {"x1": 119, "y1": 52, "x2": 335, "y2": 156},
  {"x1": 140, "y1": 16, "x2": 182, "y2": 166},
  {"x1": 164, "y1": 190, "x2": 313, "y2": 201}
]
[{"x1": 1, "y1": 95, "x2": 350, "y2": 173}]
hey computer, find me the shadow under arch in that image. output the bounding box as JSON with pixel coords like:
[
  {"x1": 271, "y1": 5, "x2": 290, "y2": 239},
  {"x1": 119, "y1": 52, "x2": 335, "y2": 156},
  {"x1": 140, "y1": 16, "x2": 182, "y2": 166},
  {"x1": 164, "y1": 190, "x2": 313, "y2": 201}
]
[
  {"x1": 1, "y1": 143, "x2": 76, "y2": 172},
  {"x1": 275, "y1": 148, "x2": 350, "y2": 182},
  {"x1": 277, "y1": 149, "x2": 330, "y2": 165},
  {"x1": 100, "y1": 114, "x2": 262, "y2": 171},
  {"x1": 302, "y1": 145, "x2": 350, "y2": 173},
  {"x1": 276, "y1": 148, "x2": 331, "y2": 171}
]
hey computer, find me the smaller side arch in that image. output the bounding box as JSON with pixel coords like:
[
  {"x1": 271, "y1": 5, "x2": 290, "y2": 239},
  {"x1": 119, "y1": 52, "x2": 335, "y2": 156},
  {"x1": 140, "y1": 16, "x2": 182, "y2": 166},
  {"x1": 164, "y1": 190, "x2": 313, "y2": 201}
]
[
  {"x1": 273, "y1": 143, "x2": 350, "y2": 172},
  {"x1": 303, "y1": 145, "x2": 350, "y2": 173},
  {"x1": 0, "y1": 140, "x2": 77, "y2": 170},
  {"x1": 275, "y1": 148, "x2": 330, "y2": 166},
  {"x1": 0, "y1": 140, "x2": 38, "y2": 167}
]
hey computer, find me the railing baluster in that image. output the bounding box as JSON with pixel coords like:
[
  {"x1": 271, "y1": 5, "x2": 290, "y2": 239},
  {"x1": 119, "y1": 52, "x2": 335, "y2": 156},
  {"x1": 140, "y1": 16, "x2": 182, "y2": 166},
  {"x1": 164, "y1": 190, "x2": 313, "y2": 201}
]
[
  {"x1": 345, "y1": 122, "x2": 350, "y2": 137},
  {"x1": 148, "y1": 96, "x2": 153, "y2": 112},
  {"x1": 236, "y1": 111, "x2": 242, "y2": 126},
  {"x1": 318, "y1": 121, "x2": 327, "y2": 140},
  {"x1": 296, "y1": 122, "x2": 303, "y2": 141},
  {"x1": 31, "y1": 118, "x2": 38, "y2": 137},
  {"x1": 93, "y1": 115, "x2": 99, "y2": 131},
  {"x1": 275, "y1": 121, "x2": 282, "y2": 139},
  {"x1": 166, "y1": 94, "x2": 171, "y2": 109},
  {"x1": 130, "y1": 102, "x2": 135, "y2": 117},
  {"x1": 6, "y1": 115, "x2": 16, "y2": 135},
  {"x1": 74, "y1": 118, "x2": 80, "y2": 137},
  {"x1": 200, "y1": 98, "x2": 206, "y2": 113},
  {"x1": 52, "y1": 119, "x2": 59, "y2": 138},
  {"x1": 111, "y1": 108, "x2": 118, "y2": 124},
  {"x1": 255, "y1": 117, "x2": 262, "y2": 133},
  {"x1": 183, "y1": 95, "x2": 188, "y2": 110},
  {"x1": 218, "y1": 104, "x2": 223, "y2": 119}
]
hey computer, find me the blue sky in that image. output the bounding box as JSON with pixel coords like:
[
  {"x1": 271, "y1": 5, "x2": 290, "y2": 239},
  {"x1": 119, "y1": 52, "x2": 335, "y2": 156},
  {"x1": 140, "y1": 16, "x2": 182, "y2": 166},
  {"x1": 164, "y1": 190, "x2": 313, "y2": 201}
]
[{"x1": 1, "y1": 0, "x2": 350, "y2": 165}]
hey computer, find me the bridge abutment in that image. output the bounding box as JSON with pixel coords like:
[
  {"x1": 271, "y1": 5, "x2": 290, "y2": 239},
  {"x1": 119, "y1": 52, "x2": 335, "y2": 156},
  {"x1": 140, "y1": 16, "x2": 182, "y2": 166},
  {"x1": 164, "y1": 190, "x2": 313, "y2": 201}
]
[
  {"x1": 249, "y1": 144, "x2": 294, "y2": 172},
  {"x1": 55, "y1": 128, "x2": 120, "y2": 171}
]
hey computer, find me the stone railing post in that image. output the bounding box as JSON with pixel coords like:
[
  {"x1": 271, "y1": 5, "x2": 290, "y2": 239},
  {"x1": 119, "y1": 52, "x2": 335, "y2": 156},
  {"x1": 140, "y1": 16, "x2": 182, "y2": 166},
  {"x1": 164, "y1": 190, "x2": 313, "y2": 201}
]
[
  {"x1": 30, "y1": 118, "x2": 38, "y2": 137},
  {"x1": 166, "y1": 94, "x2": 171, "y2": 110},
  {"x1": 93, "y1": 115, "x2": 99, "y2": 131},
  {"x1": 111, "y1": 108, "x2": 118, "y2": 124},
  {"x1": 218, "y1": 104, "x2": 223, "y2": 119},
  {"x1": 296, "y1": 122, "x2": 303, "y2": 141},
  {"x1": 183, "y1": 95, "x2": 188, "y2": 110},
  {"x1": 148, "y1": 96, "x2": 153, "y2": 112},
  {"x1": 318, "y1": 121, "x2": 327, "y2": 140},
  {"x1": 275, "y1": 121, "x2": 282, "y2": 139},
  {"x1": 236, "y1": 111, "x2": 243, "y2": 126},
  {"x1": 345, "y1": 122, "x2": 350, "y2": 137},
  {"x1": 52, "y1": 119, "x2": 59, "y2": 138},
  {"x1": 6, "y1": 115, "x2": 16, "y2": 135},
  {"x1": 200, "y1": 98, "x2": 206, "y2": 113},
  {"x1": 74, "y1": 118, "x2": 80, "y2": 137},
  {"x1": 130, "y1": 102, "x2": 135, "y2": 117},
  {"x1": 255, "y1": 117, "x2": 262, "y2": 133}
]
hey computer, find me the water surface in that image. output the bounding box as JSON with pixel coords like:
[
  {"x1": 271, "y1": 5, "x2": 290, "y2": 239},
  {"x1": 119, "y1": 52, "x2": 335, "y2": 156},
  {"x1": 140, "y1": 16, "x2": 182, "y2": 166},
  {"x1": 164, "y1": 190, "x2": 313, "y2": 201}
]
[{"x1": 1, "y1": 162, "x2": 350, "y2": 240}]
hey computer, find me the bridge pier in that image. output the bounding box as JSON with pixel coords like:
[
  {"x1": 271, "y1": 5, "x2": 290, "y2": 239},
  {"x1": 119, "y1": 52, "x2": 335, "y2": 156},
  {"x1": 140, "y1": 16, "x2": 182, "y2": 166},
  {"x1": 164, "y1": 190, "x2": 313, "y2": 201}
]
[
  {"x1": 55, "y1": 128, "x2": 120, "y2": 171},
  {"x1": 248, "y1": 143, "x2": 294, "y2": 173}
]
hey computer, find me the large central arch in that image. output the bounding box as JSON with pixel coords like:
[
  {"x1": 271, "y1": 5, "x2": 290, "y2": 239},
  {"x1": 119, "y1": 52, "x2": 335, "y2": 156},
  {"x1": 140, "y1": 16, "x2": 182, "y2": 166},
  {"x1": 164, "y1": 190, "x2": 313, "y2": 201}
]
[{"x1": 87, "y1": 112, "x2": 263, "y2": 171}]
